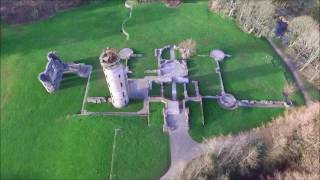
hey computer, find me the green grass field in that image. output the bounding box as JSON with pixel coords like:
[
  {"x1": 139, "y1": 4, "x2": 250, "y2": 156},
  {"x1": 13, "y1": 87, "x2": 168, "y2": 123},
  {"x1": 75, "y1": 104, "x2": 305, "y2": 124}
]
[
  {"x1": 188, "y1": 99, "x2": 283, "y2": 142},
  {"x1": 150, "y1": 82, "x2": 162, "y2": 97},
  {"x1": 186, "y1": 82, "x2": 196, "y2": 97},
  {"x1": 163, "y1": 83, "x2": 172, "y2": 99},
  {"x1": 1, "y1": 0, "x2": 305, "y2": 179}
]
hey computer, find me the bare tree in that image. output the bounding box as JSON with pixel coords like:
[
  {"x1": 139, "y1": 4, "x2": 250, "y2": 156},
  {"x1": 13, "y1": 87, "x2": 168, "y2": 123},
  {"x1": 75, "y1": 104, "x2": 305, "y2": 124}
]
[
  {"x1": 287, "y1": 15, "x2": 320, "y2": 85},
  {"x1": 236, "y1": 0, "x2": 276, "y2": 37},
  {"x1": 202, "y1": 103, "x2": 320, "y2": 179},
  {"x1": 209, "y1": 0, "x2": 238, "y2": 17},
  {"x1": 178, "y1": 39, "x2": 197, "y2": 59},
  {"x1": 209, "y1": 0, "x2": 276, "y2": 37},
  {"x1": 283, "y1": 82, "x2": 296, "y2": 98}
]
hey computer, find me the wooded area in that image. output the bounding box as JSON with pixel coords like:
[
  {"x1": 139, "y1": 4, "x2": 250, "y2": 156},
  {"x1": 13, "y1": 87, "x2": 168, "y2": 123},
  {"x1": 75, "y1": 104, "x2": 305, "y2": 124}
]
[
  {"x1": 179, "y1": 103, "x2": 320, "y2": 179},
  {"x1": 209, "y1": 0, "x2": 320, "y2": 87}
]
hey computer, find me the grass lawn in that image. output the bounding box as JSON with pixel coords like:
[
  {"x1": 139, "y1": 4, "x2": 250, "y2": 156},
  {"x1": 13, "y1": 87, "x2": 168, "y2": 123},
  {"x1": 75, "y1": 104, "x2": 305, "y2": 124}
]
[
  {"x1": 112, "y1": 103, "x2": 169, "y2": 179},
  {"x1": 86, "y1": 99, "x2": 144, "y2": 112},
  {"x1": 1, "y1": 0, "x2": 305, "y2": 179},
  {"x1": 187, "y1": 101, "x2": 204, "y2": 128},
  {"x1": 163, "y1": 83, "x2": 172, "y2": 100},
  {"x1": 186, "y1": 82, "x2": 196, "y2": 97},
  {"x1": 187, "y1": 57, "x2": 221, "y2": 95},
  {"x1": 161, "y1": 48, "x2": 171, "y2": 59},
  {"x1": 149, "y1": 82, "x2": 162, "y2": 97},
  {"x1": 176, "y1": 83, "x2": 185, "y2": 100},
  {"x1": 189, "y1": 99, "x2": 284, "y2": 142},
  {"x1": 175, "y1": 49, "x2": 183, "y2": 59}
]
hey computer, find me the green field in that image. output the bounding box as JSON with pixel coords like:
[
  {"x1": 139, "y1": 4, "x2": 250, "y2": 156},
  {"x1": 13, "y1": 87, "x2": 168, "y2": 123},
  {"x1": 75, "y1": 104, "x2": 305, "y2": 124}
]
[
  {"x1": 1, "y1": 0, "x2": 304, "y2": 179},
  {"x1": 150, "y1": 82, "x2": 162, "y2": 97},
  {"x1": 188, "y1": 100, "x2": 283, "y2": 142}
]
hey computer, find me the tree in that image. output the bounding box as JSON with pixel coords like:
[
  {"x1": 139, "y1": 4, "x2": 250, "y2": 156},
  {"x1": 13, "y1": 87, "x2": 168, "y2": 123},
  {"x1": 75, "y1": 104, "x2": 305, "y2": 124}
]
[
  {"x1": 178, "y1": 39, "x2": 197, "y2": 59},
  {"x1": 209, "y1": 0, "x2": 276, "y2": 37},
  {"x1": 287, "y1": 16, "x2": 320, "y2": 85},
  {"x1": 200, "y1": 103, "x2": 320, "y2": 179},
  {"x1": 283, "y1": 82, "x2": 296, "y2": 98},
  {"x1": 236, "y1": 0, "x2": 276, "y2": 37},
  {"x1": 163, "y1": 0, "x2": 182, "y2": 7}
]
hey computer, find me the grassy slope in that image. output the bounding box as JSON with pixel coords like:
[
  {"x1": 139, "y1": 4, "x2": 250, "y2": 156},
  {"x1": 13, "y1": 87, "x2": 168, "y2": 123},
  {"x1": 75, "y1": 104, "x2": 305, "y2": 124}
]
[{"x1": 1, "y1": 0, "x2": 304, "y2": 178}]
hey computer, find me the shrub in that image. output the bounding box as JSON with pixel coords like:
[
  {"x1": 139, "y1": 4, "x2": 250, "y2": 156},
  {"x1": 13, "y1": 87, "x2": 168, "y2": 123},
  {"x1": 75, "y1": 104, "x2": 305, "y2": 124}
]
[{"x1": 178, "y1": 39, "x2": 197, "y2": 59}]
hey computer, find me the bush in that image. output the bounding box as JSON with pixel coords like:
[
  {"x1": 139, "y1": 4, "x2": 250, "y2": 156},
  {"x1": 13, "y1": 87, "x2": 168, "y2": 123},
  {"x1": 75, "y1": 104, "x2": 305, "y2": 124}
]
[{"x1": 178, "y1": 39, "x2": 197, "y2": 59}]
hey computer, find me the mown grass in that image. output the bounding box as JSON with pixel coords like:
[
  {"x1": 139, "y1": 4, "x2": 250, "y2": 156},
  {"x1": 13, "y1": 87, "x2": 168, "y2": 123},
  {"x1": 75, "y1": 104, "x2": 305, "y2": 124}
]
[
  {"x1": 176, "y1": 83, "x2": 185, "y2": 100},
  {"x1": 175, "y1": 49, "x2": 183, "y2": 59},
  {"x1": 1, "y1": 1, "x2": 170, "y2": 179},
  {"x1": 1, "y1": 0, "x2": 304, "y2": 178},
  {"x1": 189, "y1": 99, "x2": 284, "y2": 142},
  {"x1": 163, "y1": 83, "x2": 172, "y2": 99},
  {"x1": 187, "y1": 101, "x2": 203, "y2": 129},
  {"x1": 112, "y1": 103, "x2": 170, "y2": 179},
  {"x1": 86, "y1": 99, "x2": 144, "y2": 112},
  {"x1": 186, "y1": 82, "x2": 196, "y2": 97},
  {"x1": 149, "y1": 82, "x2": 162, "y2": 97},
  {"x1": 161, "y1": 48, "x2": 171, "y2": 59}
]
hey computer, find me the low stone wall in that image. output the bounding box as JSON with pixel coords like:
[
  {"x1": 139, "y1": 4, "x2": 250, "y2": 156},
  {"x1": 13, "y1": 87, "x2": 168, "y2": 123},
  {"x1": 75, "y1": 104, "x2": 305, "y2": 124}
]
[{"x1": 238, "y1": 99, "x2": 287, "y2": 108}]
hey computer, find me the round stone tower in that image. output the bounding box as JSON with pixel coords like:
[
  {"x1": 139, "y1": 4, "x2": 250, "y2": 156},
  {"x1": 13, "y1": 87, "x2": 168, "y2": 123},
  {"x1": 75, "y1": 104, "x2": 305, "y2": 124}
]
[{"x1": 99, "y1": 48, "x2": 129, "y2": 108}]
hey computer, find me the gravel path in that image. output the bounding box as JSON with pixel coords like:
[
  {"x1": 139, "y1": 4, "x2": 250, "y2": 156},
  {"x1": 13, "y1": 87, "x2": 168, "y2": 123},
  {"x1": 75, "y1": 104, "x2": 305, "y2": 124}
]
[{"x1": 160, "y1": 110, "x2": 208, "y2": 180}]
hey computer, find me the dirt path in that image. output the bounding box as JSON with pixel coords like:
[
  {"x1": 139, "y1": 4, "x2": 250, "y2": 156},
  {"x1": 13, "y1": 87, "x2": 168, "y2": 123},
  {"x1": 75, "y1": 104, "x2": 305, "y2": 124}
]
[
  {"x1": 121, "y1": 6, "x2": 133, "y2": 40},
  {"x1": 267, "y1": 38, "x2": 312, "y2": 106}
]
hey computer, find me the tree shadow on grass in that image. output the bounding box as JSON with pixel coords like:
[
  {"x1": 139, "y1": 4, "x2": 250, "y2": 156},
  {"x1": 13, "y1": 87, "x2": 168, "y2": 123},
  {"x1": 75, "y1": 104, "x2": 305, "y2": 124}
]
[
  {"x1": 187, "y1": 60, "x2": 200, "y2": 76},
  {"x1": 190, "y1": 73, "x2": 220, "y2": 95},
  {"x1": 59, "y1": 74, "x2": 86, "y2": 90},
  {"x1": 198, "y1": 99, "x2": 283, "y2": 139},
  {"x1": 74, "y1": 56, "x2": 99, "y2": 68},
  {"x1": 224, "y1": 88, "x2": 264, "y2": 100},
  {"x1": 221, "y1": 63, "x2": 280, "y2": 83},
  {"x1": 59, "y1": 56, "x2": 103, "y2": 90}
]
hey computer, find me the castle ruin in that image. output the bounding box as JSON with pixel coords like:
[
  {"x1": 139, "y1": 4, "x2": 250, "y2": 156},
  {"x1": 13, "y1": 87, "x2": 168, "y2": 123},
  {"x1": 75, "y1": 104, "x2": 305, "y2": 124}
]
[{"x1": 99, "y1": 48, "x2": 129, "y2": 108}]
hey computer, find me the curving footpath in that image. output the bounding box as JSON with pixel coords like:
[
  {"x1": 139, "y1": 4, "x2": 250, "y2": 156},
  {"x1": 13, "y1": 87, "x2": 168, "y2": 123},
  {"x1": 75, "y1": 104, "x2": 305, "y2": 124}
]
[{"x1": 121, "y1": 6, "x2": 133, "y2": 40}]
